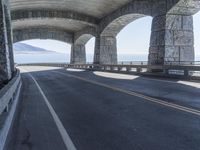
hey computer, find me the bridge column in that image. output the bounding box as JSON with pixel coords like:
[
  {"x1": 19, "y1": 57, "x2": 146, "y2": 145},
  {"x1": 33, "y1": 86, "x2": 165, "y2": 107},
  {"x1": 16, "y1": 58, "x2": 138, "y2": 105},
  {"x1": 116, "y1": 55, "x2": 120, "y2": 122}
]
[
  {"x1": 94, "y1": 35, "x2": 117, "y2": 64},
  {"x1": 149, "y1": 14, "x2": 194, "y2": 71},
  {"x1": 0, "y1": 0, "x2": 12, "y2": 82},
  {"x1": 70, "y1": 44, "x2": 86, "y2": 64},
  {"x1": 4, "y1": 3, "x2": 14, "y2": 74}
]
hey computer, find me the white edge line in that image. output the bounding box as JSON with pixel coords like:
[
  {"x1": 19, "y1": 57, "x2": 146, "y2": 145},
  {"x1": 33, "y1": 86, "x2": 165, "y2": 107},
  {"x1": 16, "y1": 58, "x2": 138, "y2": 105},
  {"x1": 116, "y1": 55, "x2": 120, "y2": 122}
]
[
  {"x1": 55, "y1": 71, "x2": 200, "y2": 117},
  {"x1": 27, "y1": 72, "x2": 77, "y2": 150}
]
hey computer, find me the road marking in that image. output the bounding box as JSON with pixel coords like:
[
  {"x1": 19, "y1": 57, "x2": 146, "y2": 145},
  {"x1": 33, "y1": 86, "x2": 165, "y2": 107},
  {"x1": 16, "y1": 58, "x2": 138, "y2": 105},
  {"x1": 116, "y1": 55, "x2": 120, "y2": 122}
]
[
  {"x1": 26, "y1": 71, "x2": 77, "y2": 150},
  {"x1": 54, "y1": 70, "x2": 200, "y2": 117}
]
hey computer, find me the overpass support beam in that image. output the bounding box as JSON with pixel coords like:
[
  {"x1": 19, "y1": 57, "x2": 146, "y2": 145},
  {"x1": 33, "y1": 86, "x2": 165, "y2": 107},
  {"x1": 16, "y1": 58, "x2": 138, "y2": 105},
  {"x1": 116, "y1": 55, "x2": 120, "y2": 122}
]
[
  {"x1": 0, "y1": 0, "x2": 13, "y2": 82},
  {"x1": 70, "y1": 44, "x2": 86, "y2": 64},
  {"x1": 149, "y1": 14, "x2": 194, "y2": 71},
  {"x1": 94, "y1": 36, "x2": 117, "y2": 65}
]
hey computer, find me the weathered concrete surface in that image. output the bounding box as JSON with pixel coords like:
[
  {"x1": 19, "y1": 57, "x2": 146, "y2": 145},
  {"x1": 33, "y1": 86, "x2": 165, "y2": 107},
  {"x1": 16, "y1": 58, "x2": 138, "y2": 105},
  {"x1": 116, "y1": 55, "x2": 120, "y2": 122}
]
[
  {"x1": 13, "y1": 27, "x2": 73, "y2": 44},
  {"x1": 71, "y1": 27, "x2": 97, "y2": 64},
  {"x1": 10, "y1": 0, "x2": 132, "y2": 18},
  {"x1": 149, "y1": 14, "x2": 194, "y2": 67},
  {"x1": 74, "y1": 26, "x2": 97, "y2": 44},
  {"x1": 94, "y1": 36, "x2": 118, "y2": 64},
  {"x1": 95, "y1": 0, "x2": 200, "y2": 65},
  {"x1": 70, "y1": 44, "x2": 86, "y2": 64},
  {"x1": 168, "y1": 0, "x2": 200, "y2": 15},
  {"x1": 4, "y1": 4, "x2": 15, "y2": 74},
  {"x1": 71, "y1": 32, "x2": 97, "y2": 64},
  {"x1": 11, "y1": 9, "x2": 98, "y2": 27},
  {"x1": 0, "y1": 0, "x2": 12, "y2": 81},
  {"x1": 11, "y1": 9, "x2": 98, "y2": 33}
]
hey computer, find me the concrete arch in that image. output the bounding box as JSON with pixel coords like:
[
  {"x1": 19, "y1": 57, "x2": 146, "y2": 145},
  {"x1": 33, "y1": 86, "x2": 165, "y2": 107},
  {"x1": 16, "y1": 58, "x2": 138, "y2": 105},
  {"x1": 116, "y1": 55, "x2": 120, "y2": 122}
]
[
  {"x1": 99, "y1": 0, "x2": 153, "y2": 35},
  {"x1": 96, "y1": 13, "x2": 152, "y2": 65},
  {"x1": 101, "y1": 14, "x2": 147, "y2": 37},
  {"x1": 70, "y1": 26, "x2": 97, "y2": 64},
  {"x1": 13, "y1": 27, "x2": 73, "y2": 44},
  {"x1": 71, "y1": 33, "x2": 95, "y2": 64},
  {"x1": 74, "y1": 26, "x2": 97, "y2": 42},
  {"x1": 94, "y1": 0, "x2": 154, "y2": 65},
  {"x1": 75, "y1": 34, "x2": 94, "y2": 45},
  {"x1": 168, "y1": 0, "x2": 200, "y2": 15}
]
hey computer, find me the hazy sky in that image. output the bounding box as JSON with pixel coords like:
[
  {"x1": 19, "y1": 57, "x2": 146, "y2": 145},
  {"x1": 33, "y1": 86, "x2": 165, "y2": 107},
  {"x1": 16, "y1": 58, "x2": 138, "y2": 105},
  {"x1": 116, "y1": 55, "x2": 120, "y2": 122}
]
[{"x1": 21, "y1": 11, "x2": 200, "y2": 55}]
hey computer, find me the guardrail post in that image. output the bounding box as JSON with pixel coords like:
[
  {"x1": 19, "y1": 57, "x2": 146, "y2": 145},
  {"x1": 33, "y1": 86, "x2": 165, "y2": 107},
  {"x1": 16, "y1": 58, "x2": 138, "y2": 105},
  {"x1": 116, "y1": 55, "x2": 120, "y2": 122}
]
[
  {"x1": 118, "y1": 67, "x2": 121, "y2": 72},
  {"x1": 164, "y1": 69, "x2": 169, "y2": 75},
  {"x1": 126, "y1": 67, "x2": 131, "y2": 72},
  {"x1": 184, "y1": 70, "x2": 189, "y2": 77},
  {"x1": 137, "y1": 67, "x2": 142, "y2": 73},
  {"x1": 110, "y1": 66, "x2": 114, "y2": 71}
]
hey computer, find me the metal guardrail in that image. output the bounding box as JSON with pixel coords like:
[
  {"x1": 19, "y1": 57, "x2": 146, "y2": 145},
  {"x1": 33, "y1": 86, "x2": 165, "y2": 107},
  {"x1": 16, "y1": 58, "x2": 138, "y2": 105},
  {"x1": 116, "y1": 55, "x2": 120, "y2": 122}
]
[
  {"x1": 86, "y1": 61, "x2": 148, "y2": 65},
  {"x1": 0, "y1": 70, "x2": 21, "y2": 115},
  {"x1": 18, "y1": 62, "x2": 200, "y2": 80},
  {"x1": 17, "y1": 62, "x2": 158, "y2": 73},
  {"x1": 118, "y1": 61, "x2": 148, "y2": 65},
  {"x1": 0, "y1": 69, "x2": 22, "y2": 150},
  {"x1": 66, "y1": 63, "x2": 153, "y2": 73},
  {"x1": 164, "y1": 65, "x2": 200, "y2": 79},
  {"x1": 67, "y1": 63, "x2": 200, "y2": 80},
  {"x1": 87, "y1": 61, "x2": 200, "y2": 66},
  {"x1": 165, "y1": 61, "x2": 200, "y2": 66}
]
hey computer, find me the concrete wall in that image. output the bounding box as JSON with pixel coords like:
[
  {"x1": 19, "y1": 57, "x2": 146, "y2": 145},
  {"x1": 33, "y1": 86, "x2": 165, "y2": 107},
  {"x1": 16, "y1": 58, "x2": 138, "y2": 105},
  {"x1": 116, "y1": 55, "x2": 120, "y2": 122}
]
[
  {"x1": 13, "y1": 27, "x2": 73, "y2": 44},
  {"x1": 0, "y1": 0, "x2": 13, "y2": 82},
  {"x1": 11, "y1": 9, "x2": 98, "y2": 27}
]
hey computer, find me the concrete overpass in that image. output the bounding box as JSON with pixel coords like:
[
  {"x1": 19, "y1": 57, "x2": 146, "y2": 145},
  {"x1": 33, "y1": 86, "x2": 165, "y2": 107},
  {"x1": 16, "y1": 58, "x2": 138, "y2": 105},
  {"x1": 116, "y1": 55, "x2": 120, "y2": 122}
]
[
  {"x1": 1, "y1": 0, "x2": 200, "y2": 150},
  {"x1": 0, "y1": 0, "x2": 200, "y2": 82}
]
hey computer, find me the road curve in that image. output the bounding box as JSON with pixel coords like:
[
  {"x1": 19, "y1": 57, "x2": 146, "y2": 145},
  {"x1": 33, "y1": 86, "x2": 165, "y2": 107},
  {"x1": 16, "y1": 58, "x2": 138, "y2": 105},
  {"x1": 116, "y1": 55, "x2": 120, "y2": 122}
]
[{"x1": 7, "y1": 66, "x2": 200, "y2": 150}]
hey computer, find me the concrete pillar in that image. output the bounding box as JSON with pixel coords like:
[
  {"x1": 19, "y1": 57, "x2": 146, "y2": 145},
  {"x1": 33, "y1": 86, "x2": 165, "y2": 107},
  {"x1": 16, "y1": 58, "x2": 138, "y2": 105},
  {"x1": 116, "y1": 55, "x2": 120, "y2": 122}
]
[
  {"x1": 0, "y1": 0, "x2": 12, "y2": 82},
  {"x1": 94, "y1": 35, "x2": 117, "y2": 64},
  {"x1": 4, "y1": 4, "x2": 15, "y2": 74},
  {"x1": 149, "y1": 14, "x2": 194, "y2": 70},
  {"x1": 94, "y1": 36, "x2": 100, "y2": 64},
  {"x1": 70, "y1": 44, "x2": 86, "y2": 64}
]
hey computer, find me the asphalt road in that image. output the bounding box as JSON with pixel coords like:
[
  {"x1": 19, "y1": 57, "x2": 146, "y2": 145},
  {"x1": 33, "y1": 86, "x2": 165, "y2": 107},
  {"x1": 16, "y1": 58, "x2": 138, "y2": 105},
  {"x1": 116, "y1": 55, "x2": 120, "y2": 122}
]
[{"x1": 7, "y1": 66, "x2": 200, "y2": 150}]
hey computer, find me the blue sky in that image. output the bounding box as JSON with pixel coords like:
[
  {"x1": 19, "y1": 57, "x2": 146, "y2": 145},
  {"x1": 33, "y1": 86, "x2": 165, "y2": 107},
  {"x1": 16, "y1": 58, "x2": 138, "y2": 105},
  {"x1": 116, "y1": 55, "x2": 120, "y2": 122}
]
[{"x1": 21, "y1": 11, "x2": 200, "y2": 55}]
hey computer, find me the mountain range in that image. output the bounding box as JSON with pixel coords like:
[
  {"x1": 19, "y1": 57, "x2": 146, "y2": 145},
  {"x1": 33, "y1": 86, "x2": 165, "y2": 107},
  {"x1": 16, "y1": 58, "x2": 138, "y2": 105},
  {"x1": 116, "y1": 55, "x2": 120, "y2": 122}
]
[{"x1": 13, "y1": 43, "x2": 55, "y2": 54}]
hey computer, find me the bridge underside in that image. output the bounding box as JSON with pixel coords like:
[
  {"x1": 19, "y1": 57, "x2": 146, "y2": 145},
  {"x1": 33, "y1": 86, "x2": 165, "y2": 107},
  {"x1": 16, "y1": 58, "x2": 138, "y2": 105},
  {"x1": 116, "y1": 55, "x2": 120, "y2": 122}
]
[{"x1": 0, "y1": 0, "x2": 200, "y2": 81}]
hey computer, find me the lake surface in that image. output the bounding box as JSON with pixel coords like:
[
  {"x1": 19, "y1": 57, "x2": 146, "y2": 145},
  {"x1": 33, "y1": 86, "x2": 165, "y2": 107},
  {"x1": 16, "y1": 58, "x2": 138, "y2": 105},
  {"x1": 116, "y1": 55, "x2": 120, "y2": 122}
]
[{"x1": 14, "y1": 53, "x2": 200, "y2": 64}]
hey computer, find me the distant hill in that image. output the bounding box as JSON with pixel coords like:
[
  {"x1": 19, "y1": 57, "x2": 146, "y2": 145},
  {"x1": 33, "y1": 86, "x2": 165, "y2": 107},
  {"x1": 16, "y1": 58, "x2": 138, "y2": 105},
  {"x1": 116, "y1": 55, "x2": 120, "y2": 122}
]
[{"x1": 14, "y1": 43, "x2": 56, "y2": 54}]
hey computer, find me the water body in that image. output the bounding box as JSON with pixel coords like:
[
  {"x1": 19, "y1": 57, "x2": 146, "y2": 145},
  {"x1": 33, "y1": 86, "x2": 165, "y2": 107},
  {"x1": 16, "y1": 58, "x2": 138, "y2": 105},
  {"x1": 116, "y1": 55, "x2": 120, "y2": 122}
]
[{"x1": 14, "y1": 53, "x2": 200, "y2": 64}]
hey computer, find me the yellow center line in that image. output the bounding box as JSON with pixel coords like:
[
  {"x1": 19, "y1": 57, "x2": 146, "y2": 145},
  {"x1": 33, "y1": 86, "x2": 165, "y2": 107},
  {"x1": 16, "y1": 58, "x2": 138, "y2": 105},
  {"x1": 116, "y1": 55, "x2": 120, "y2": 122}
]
[{"x1": 54, "y1": 70, "x2": 200, "y2": 117}]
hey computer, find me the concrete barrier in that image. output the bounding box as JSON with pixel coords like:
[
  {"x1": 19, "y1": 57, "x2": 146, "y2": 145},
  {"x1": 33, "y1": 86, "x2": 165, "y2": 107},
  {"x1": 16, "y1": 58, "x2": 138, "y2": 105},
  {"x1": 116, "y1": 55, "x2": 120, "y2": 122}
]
[
  {"x1": 18, "y1": 63, "x2": 200, "y2": 80},
  {"x1": 0, "y1": 70, "x2": 22, "y2": 150}
]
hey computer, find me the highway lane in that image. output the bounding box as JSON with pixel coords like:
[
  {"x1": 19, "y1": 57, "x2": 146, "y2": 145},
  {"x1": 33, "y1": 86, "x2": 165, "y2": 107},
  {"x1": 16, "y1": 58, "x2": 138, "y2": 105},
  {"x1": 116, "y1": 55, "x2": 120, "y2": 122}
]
[
  {"x1": 7, "y1": 67, "x2": 67, "y2": 150},
  {"x1": 8, "y1": 66, "x2": 200, "y2": 150},
  {"x1": 59, "y1": 68, "x2": 200, "y2": 110}
]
